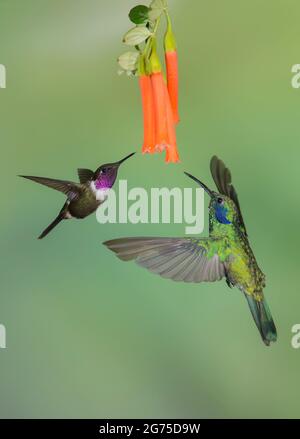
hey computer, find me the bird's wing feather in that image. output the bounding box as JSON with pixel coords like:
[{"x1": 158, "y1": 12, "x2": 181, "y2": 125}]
[
  {"x1": 77, "y1": 168, "x2": 94, "y2": 184},
  {"x1": 19, "y1": 175, "x2": 81, "y2": 200},
  {"x1": 210, "y1": 156, "x2": 247, "y2": 236},
  {"x1": 103, "y1": 237, "x2": 225, "y2": 283}
]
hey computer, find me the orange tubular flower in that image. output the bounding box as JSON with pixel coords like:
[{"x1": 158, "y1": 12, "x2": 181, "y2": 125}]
[
  {"x1": 164, "y1": 85, "x2": 180, "y2": 163},
  {"x1": 137, "y1": 35, "x2": 180, "y2": 162},
  {"x1": 139, "y1": 74, "x2": 156, "y2": 154},
  {"x1": 121, "y1": 5, "x2": 180, "y2": 163},
  {"x1": 151, "y1": 72, "x2": 169, "y2": 152},
  {"x1": 164, "y1": 14, "x2": 179, "y2": 124},
  {"x1": 150, "y1": 37, "x2": 180, "y2": 161},
  {"x1": 165, "y1": 50, "x2": 179, "y2": 124}
]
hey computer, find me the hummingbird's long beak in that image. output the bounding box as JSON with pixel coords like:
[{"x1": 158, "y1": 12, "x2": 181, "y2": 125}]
[
  {"x1": 184, "y1": 172, "x2": 213, "y2": 197},
  {"x1": 117, "y1": 152, "x2": 136, "y2": 165}
]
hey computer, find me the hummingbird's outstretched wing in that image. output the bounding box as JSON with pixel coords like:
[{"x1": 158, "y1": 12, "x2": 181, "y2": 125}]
[
  {"x1": 210, "y1": 156, "x2": 247, "y2": 236},
  {"x1": 19, "y1": 175, "x2": 81, "y2": 200},
  {"x1": 103, "y1": 237, "x2": 226, "y2": 283},
  {"x1": 77, "y1": 168, "x2": 94, "y2": 184}
]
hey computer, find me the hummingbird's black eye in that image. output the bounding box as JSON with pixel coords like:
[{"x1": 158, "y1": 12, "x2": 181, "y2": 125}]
[
  {"x1": 101, "y1": 168, "x2": 107, "y2": 175},
  {"x1": 217, "y1": 197, "x2": 223, "y2": 204}
]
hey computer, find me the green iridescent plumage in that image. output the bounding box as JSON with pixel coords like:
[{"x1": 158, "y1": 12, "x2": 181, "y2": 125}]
[{"x1": 104, "y1": 156, "x2": 277, "y2": 346}]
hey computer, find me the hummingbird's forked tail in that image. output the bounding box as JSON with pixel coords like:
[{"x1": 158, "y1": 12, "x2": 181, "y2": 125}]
[
  {"x1": 244, "y1": 293, "x2": 277, "y2": 346},
  {"x1": 38, "y1": 213, "x2": 64, "y2": 239}
]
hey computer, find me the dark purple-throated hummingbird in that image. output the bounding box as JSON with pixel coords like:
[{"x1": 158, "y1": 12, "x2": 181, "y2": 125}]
[
  {"x1": 104, "y1": 156, "x2": 277, "y2": 346},
  {"x1": 20, "y1": 152, "x2": 135, "y2": 239}
]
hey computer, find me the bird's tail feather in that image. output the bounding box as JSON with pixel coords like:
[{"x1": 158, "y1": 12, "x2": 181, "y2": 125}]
[
  {"x1": 244, "y1": 293, "x2": 277, "y2": 346},
  {"x1": 38, "y1": 213, "x2": 64, "y2": 239}
]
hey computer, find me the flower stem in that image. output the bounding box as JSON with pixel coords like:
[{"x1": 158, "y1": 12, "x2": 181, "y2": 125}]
[{"x1": 143, "y1": 15, "x2": 161, "y2": 75}]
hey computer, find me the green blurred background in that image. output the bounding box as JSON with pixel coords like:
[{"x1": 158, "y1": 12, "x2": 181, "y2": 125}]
[{"x1": 0, "y1": 0, "x2": 300, "y2": 418}]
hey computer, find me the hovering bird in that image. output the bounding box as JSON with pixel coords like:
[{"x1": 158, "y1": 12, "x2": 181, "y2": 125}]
[
  {"x1": 104, "y1": 156, "x2": 277, "y2": 346},
  {"x1": 20, "y1": 152, "x2": 135, "y2": 239}
]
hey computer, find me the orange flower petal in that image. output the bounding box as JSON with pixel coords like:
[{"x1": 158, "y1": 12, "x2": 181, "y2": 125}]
[
  {"x1": 139, "y1": 75, "x2": 156, "y2": 154},
  {"x1": 165, "y1": 50, "x2": 179, "y2": 124},
  {"x1": 151, "y1": 72, "x2": 169, "y2": 152},
  {"x1": 164, "y1": 85, "x2": 180, "y2": 163},
  {"x1": 165, "y1": 146, "x2": 180, "y2": 163}
]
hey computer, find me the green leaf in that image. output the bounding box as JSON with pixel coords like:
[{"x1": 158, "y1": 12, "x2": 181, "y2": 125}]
[
  {"x1": 148, "y1": 9, "x2": 162, "y2": 21},
  {"x1": 150, "y1": 0, "x2": 167, "y2": 8},
  {"x1": 149, "y1": 0, "x2": 167, "y2": 21},
  {"x1": 118, "y1": 51, "x2": 139, "y2": 71},
  {"x1": 129, "y1": 5, "x2": 150, "y2": 25},
  {"x1": 123, "y1": 26, "x2": 152, "y2": 46}
]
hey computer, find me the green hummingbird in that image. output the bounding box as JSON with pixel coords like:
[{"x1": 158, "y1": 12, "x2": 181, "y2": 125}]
[
  {"x1": 20, "y1": 152, "x2": 135, "y2": 239},
  {"x1": 104, "y1": 156, "x2": 277, "y2": 346}
]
